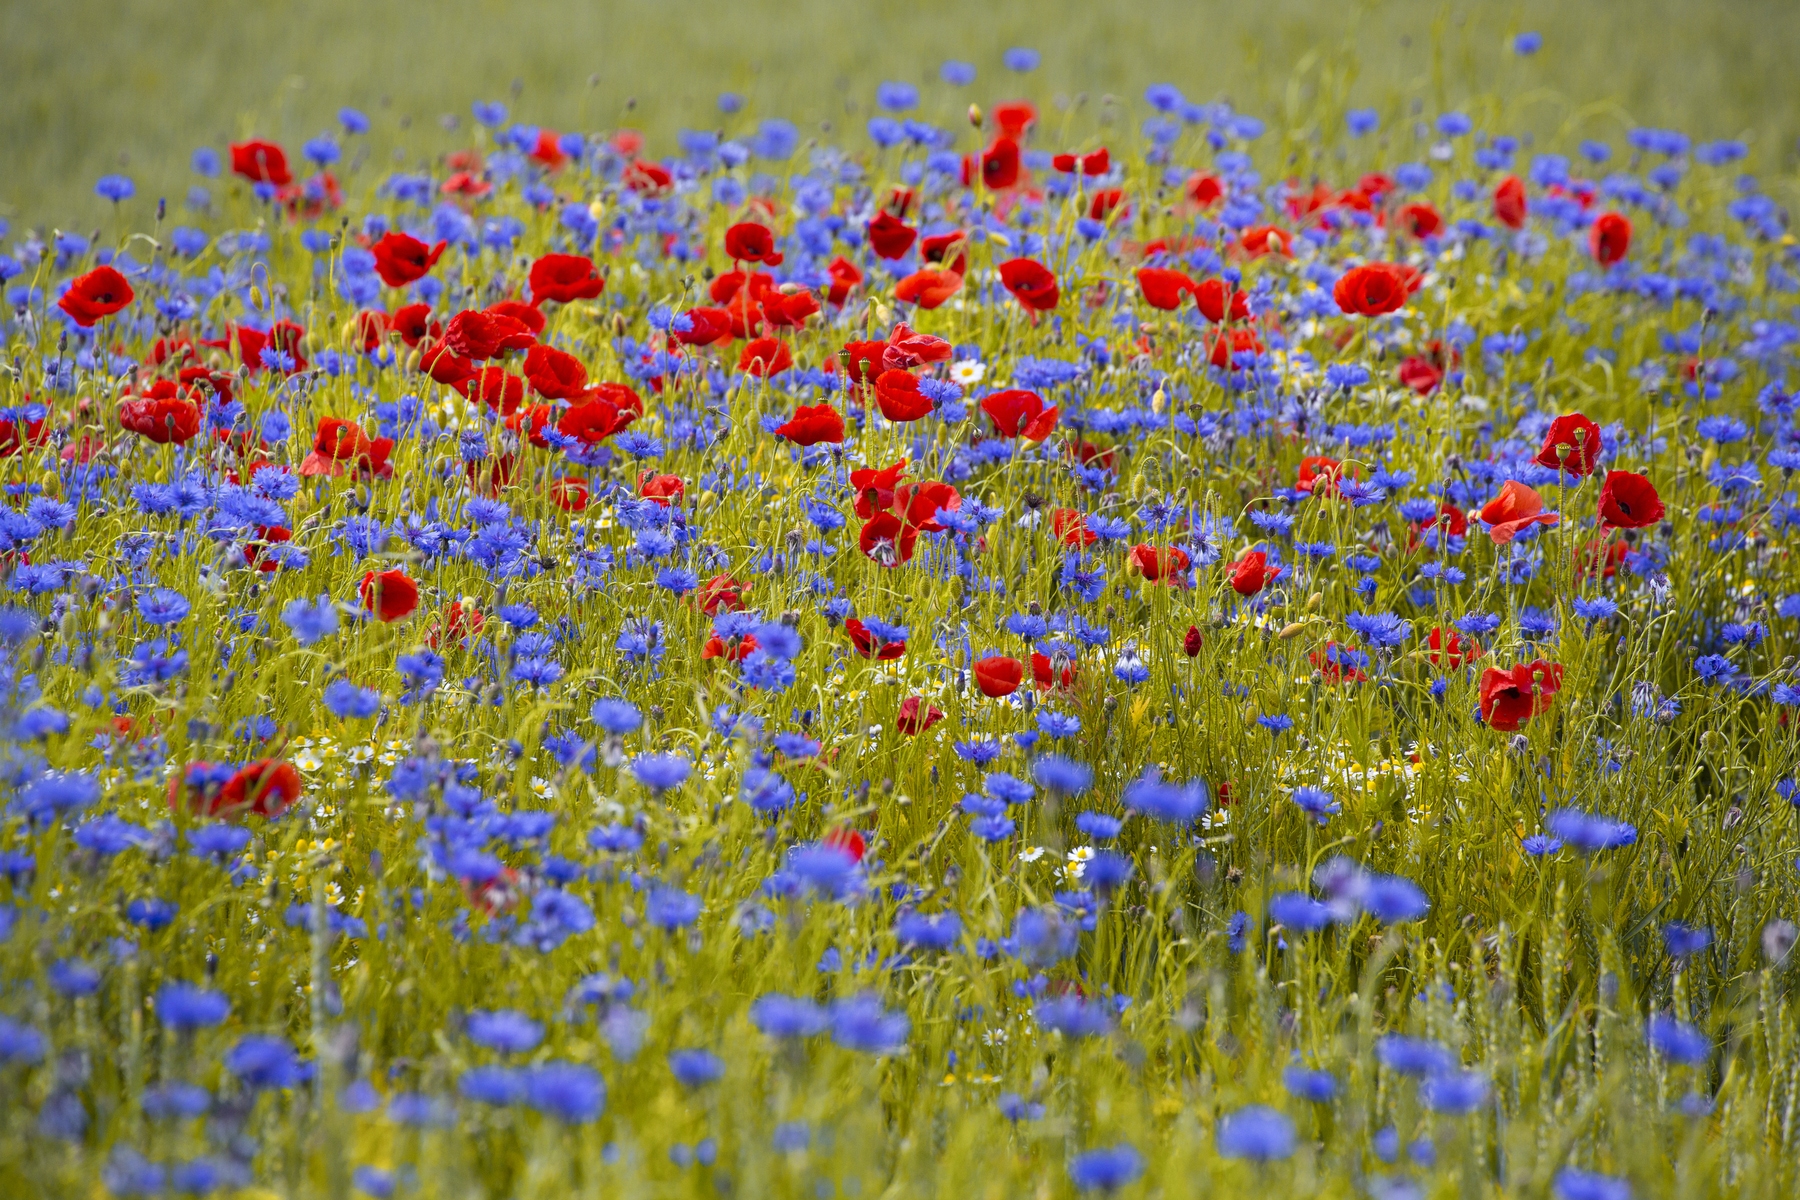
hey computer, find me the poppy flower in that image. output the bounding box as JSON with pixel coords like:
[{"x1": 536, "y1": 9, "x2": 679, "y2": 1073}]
[
  {"x1": 1478, "y1": 660, "x2": 1564, "y2": 731},
  {"x1": 1236, "y1": 226, "x2": 1292, "y2": 258},
  {"x1": 1185, "y1": 173, "x2": 1225, "y2": 207},
  {"x1": 1230, "y1": 550, "x2": 1280, "y2": 596},
  {"x1": 229, "y1": 140, "x2": 292, "y2": 186},
  {"x1": 696, "y1": 574, "x2": 749, "y2": 616},
  {"x1": 874, "y1": 370, "x2": 933, "y2": 422},
  {"x1": 1136, "y1": 268, "x2": 1196, "y2": 311},
  {"x1": 440, "y1": 171, "x2": 492, "y2": 200},
  {"x1": 1493, "y1": 175, "x2": 1528, "y2": 229},
  {"x1": 999, "y1": 258, "x2": 1059, "y2": 310},
  {"x1": 1295, "y1": 456, "x2": 1344, "y2": 495},
  {"x1": 1087, "y1": 189, "x2": 1126, "y2": 222},
  {"x1": 1397, "y1": 355, "x2": 1444, "y2": 395},
  {"x1": 1192, "y1": 279, "x2": 1250, "y2": 324},
  {"x1": 0, "y1": 415, "x2": 47, "y2": 458},
  {"x1": 174, "y1": 759, "x2": 302, "y2": 820},
  {"x1": 1031, "y1": 652, "x2": 1078, "y2": 691},
  {"x1": 425, "y1": 602, "x2": 485, "y2": 650},
  {"x1": 1310, "y1": 642, "x2": 1368, "y2": 686},
  {"x1": 457, "y1": 368, "x2": 526, "y2": 414},
  {"x1": 549, "y1": 476, "x2": 590, "y2": 512},
  {"x1": 981, "y1": 389, "x2": 1059, "y2": 441},
  {"x1": 1575, "y1": 537, "x2": 1628, "y2": 581},
  {"x1": 761, "y1": 290, "x2": 821, "y2": 330},
  {"x1": 882, "y1": 324, "x2": 953, "y2": 370},
  {"x1": 527, "y1": 129, "x2": 567, "y2": 170},
  {"x1": 895, "y1": 696, "x2": 945, "y2": 735},
  {"x1": 993, "y1": 101, "x2": 1037, "y2": 138},
  {"x1": 352, "y1": 309, "x2": 388, "y2": 353},
  {"x1": 1333, "y1": 263, "x2": 1412, "y2": 316},
  {"x1": 973, "y1": 656, "x2": 1025, "y2": 697},
  {"x1": 1427, "y1": 627, "x2": 1483, "y2": 668},
  {"x1": 639, "y1": 472, "x2": 684, "y2": 506},
  {"x1": 709, "y1": 269, "x2": 775, "y2": 307},
  {"x1": 529, "y1": 253, "x2": 604, "y2": 304},
  {"x1": 1479, "y1": 480, "x2": 1560, "y2": 543},
  {"x1": 1534, "y1": 412, "x2": 1603, "y2": 476},
  {"x1": 523, "y1": 344, "x2": 588, "y2": 399},
  {"x1": 860, "y1": 512, "x2": 919, "y2": 566},
  {"x1": 866, "y1": 211, "x2": 918, "y2": 260},
  {"x1": 558, "y1": 398, "x2": 633, "y2": 445},
  {"x1": 419, "y1": 339, "x2": 475, "y2": 386},
  {"x1": 894, "y1": 480, "x2": 961, "y2": 532},
  {"x1": 724, "y1": 222, "x2": 783, "y2": 265},
  {"x1": 58, "y1": 266, "x2": 135, "y2": 326},
  {"x1": 1051, "y1": 508, "x2": 1097, "y2": 548},
  {"x1": 673, "y1": 307, "x2": 732, "y2": 347},
  {"x1": 895, "y1": 267, "x2": 963, "y2": 309},
  {"x1": 119, "y1": 391, "x2": 201, "y2": 445},
  {"x1": 359, "y1": 569, "x2": 419, "y2": 622},
  {"x1": 486, "y1": 300, "x2": 546, "y2": 336},
  {"x1": 966, "y1": 137, "x2": 1021, "y2": 190},
  {"x1": 370, "y1": 232, "x2": 447, "y2": 287},
  {"x1": 1127, "y1": 544, "x2": 1190, "y2": 584},
  {"x1": 1052, "y1": 147, "x2": 1110, "y2": 175},
  {"x1": 703, "y1": 630, "x2": 760, "y2": 662},
  {"x1": 1399, "y1": 202, "x2": 1443, "y2": 238},
  {"x1": 1589, "y1": 212, "x2": 1632, "y2": 266},
  {"x1": 445, "y1": 309, "x2": 536, "y2": 360},
  {"x1": 1597, "y1": 470, "x2": 1663, "y2": 530},
  {"x1": 1209, "y1": 328, "x2": 1264, "y2": 369},
  {"x1": 313, "y1": 417, "x2": 373, "y2": 462},
  {"x1": 623, "y1": 160, "x2": 673, "y2": 194},
  {"x1": 825, "y1": 257, "x2": 863, "y2": 306},
  {"x1": 845, "y1": 618, "x2": 906, "y2": 660},
  {"x1": 919, "y1": 231, "x2": 967, "y2": 265},
  {"x1": 738, "y1": 337, "x2": 793, "y2": 376},
  {"x1": 241, "y1": 525, "x2": 293, "y2": 573},
  {"x1": 852, "y1": 459, "x2": 908, "y2": 518},
  {"x1": 775, "y1": 404, "x2": 845, "y2": 446}
]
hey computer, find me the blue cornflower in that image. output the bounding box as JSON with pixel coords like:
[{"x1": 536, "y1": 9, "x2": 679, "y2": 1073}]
[
  {"x1": 1217, "y1": 1105, "x2": 1296, "y2": 1161},
  {"x1": 1283, "y1": 1066, "x2": 1339, "y2": 1103},
  {"x1": 155, "y1": 983, "x2": 230, "y2": 1030},
  {"x1": 895, "y1": 910, "x2": 962, "y2": 950},
  {"x1": 1545, "y1": 808, "x2": 1637, "y2": 853},
  {"x1": 1034, "y1": 996, "x2": 1114, "y2": 1038},
  {"x1": 281, "y1": 595, "x2": 339, "y2": 645},
  {"x1": 1269, "y1": 893, "x2": 1333, "y2": 932},
  {"x1": 466, "y1": 1010, "x2": 544, "y2": 1055},
  {"x1": 1121, "y1": 769, "x2": 1208, "y2": 823},
  {"x1": 137, "y1": 588, "x2": 191, "y2": 626},
  {"x1": 1554, "y1": 1168, "x2": 1632, "y2": 1200},
  {"x1": 998, "y1": 1093, "x2": 1045, "y2": 1122},
  {"x1": 1003, "y1": 47, "x2": 1040, "y2": 72},
  {"x1": 1421, "y1": 1071, "x2": 1489, "y2": 1114},
  {"x1": 1663, "y1": 922, "x2": 1712, "y2": 959},
  {"x1": 1522, "y1": 834, "x2": 1563, "y2": 856},
  {"x1": 668, "y1": 1049, "x2": 725, "y2": 1089},
  {"x1": 1031, "y1": 754, "x2": 1092, "y2": 796},
  {"x1": 1037, "y1": 710, "x2": 1082, "y2": 738},
  {"x1": 1345, "y1": 611, "x2": 1410, "y2": 649},
  {"x1": 224, "y1": 1035, "x2": 307, "y2": 1090},
  {"x1": 322, "y1": 679, "x2": 382, "y2": 719},
  {"x1": 829, "y1": 995, "x2": 908, "y2": 1054},
  {"x1": 1075, "y1": 811, "x2": 1122, "y2": 840},
  {"x1": 940, "y1": 60, "x2": 976, "y2": 86},
  {"x1": 523, "y1": 1063, "x2": 606, "y2": 1123},
  {"x1": 591, "y1": 698, "x2": 642, "y2": 735},
  {"x1": 645, "y1": 886, "x2": 702, "y2": 929},
  {"x1": 631, "y1": 753, "x2": 690, "y2": 793},
  {"x1": 1693, "y1": 654, "x2": 1737, "y2": 685},
  {"x1": 1257, "y1": 714, "x2": 1294, "y2": 734},
  {"x1": 1290, "y1": 786, "x2": 1340, "y2": 824},
  {"x1": 1068, "y1": 1144, "x2": 1142, "y2": 1192},
  {"x1": 750, "y1": 994, "x2": 829, "y2": 1039},
  {"x1": 1376, "y1": 1035, "x2": 1455, "y2": 1076},
  {"x1": 1646, "y1": 1015, "x2": 1710, "y2": 1064}
]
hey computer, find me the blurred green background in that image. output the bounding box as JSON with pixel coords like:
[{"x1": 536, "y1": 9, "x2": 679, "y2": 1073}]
[{"x1": 3, "y1": 0, "x2": 1797, "y2": 230}]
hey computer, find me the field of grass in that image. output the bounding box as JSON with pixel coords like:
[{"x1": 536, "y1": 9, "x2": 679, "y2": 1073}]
[{"x1": 4, "y1": 1, "x2": 1800, "y2": 1198}]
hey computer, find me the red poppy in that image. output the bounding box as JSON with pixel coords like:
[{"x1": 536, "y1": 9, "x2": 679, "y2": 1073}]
[
  {"x1": 557, "y1": 398, "x2": 633, "y2": 445},
  {"x1": 1236, "y1": 226, "x2": 1292, "y2": 258},
  {"x1": 174, "y1": 758, "x2": 303, "y2": 820},
  {"x1": 825, "y1": 256, "x2": 863, "y2": 306},
  {"x1": 352, "y1": 310, "x2": 388, "y2": 353},
  {"x1": 674, "y1": 307, "x2": 732, "y2": 346},
  {"x1": 709, "y1": 269, "x2": 774, "y2": 306},
  {"x1": 883, "y1": 324, "x2": 953, "y2": 370},
  {"x1": 874, "y1": 370, "x2": 933, "y2": 422},
  {"x1": 1183, "y1": 626, "x2": 1204, "y2": 657},
  {"x1": 1136, "y1": 267, "x2": 1196, "y2": 310},
  {"x1": 0, "y1": 415, "x2": 48, "y2": 458},
  {"x1": 549, "y1": 476, "x2": 590, "y2": 512},
  {"x1": 965, "y1": 137, "x2": 1022, "y2": 190},
  {"x1": 841, "y1": 339, "x2": 888, "y2": 388},
  {"x1": 1589, "y1": 212, "x2": 1632, "y2": 266},
  {"x1": 1192, "y1": 279, "x2": 1250, "y2": 324},
  {"x1": 1575, "y1": 537, "x2": 1628, "y2": 581},
  {"x1": 440, "y1": 171, "x2": 492, "y2": 201},
  {"x1": 457, "y1": 368, "x2": 526, "y2": 413},
  {"x1": 724, "y1": 222, "x2": 783, "y2": 265},
  {"x1": 920, "y1": 231, "x2": 967, "y2": 265},
  {"x1": 1310, "y1": 642, "x2": 1368, "y2": 686},
  {"x1": 696, "y1": 574, "x2": 749, "y2": 616},
  {"x1": 1534, "y1": 413, "x2": 1603, "y2": 477},
  {"x1": 1427, "y1": 627, "x2": 1483, "y2": 669},
  {"x1": 761, "y1": 290, "x2": 820, "y2": 330},
  {"x1": 1051, "y1": 508, "x2": 1097, "y2": 548},
  {"x1": 852, "y1": 459, "x2": 907, "y2": 518},
  {"x1": 242, "y1": 525, "x2": 292, "y2": 573},
  {"x1": 1597, "y1": 470, "x2": 1663, "y2": 530},
  {"x1": 1127, "y1": 544, "x2": 1191, "y2": 584},
  {"x1": 529, "y1": 253, "x2": 604, "y2": 304},
  {"x1": 486, "y1": 300, "x2": 546, "y2": 336},
  {"x1": 775, "y1": 404, "x2": 846, "y2": 446},
  {"x1": 1031, "y1": 652, "x2": 1078, "y2": 692},
  {"x1": 860, "y1": 512, "x2": 919, "y2": 566},
  {"x1": 230, "y1": 140, "x2": 292, "y2": 186},
  {"x1": 1052, "y1": 148, "x2": 1110, "y2": 175},
  {"x1": 1493, "y1": 176, "x2": 1528, "y2": 230},
  {"x1": 894, "y1": 480, "x2": 961, "y2": 533},
  {"x1": 1209, "y1": 328, "x2": 1264, "y2": 369},
  {"x1": 1087, "y1": 189, "x2": 1126, "y2": 222},
  {"x1": 58, "y1": 266, "x2": 135, "y2": 326},
  {"x1": 1399, "y1": 202, "x2": 1443, "y2": 238},
  {"x1": 1333, "y1": 263, "x2": 1412, "y2": 316},
  {"x1": 1478, "y1": 660, "x2": 1564, "y2": 731},
  {"x1": 420, "y1": 339, "x2": 475, "y2": 386},
  {"x1": 993, "y1": 101, "x2": 1037, "y2": 138},
  {"x1": 119, "y1": 391, "x2": 201, "y2": 445},
  {"x1": 895, "y1": 696, "x2": 945, "y2": 735},
  {"x1": 313, "y1": 416, "x2": 372, "y2": 462},
  {"x1": 359, "y1": 569, "x2": 419, "y2": 622},
  {"x1": 1479, "y1": 480, "x2": 1559, "y2": 543},
  {"x1": 824, "y1": 826, "x2": 867, "y2": 861},
  {"x1": 639, "y1": 472, "x2": 684, "y2": 506},
  {"x1": 981, "y1": 389, "x2": 1059, "y2": 441},
  {"x1": 523, "y1": 344, "x2": 588, "y2": 399},
  {"x1": 1295, "y1": 456, "x2": 1344, "y2": 496},
  {"x1": 846, "y1": 618, "x2": 907, "y2": 660},
  {"x1": 866, "y1": 211, "x2": 918, "y2": 259},
  {"x1": 999, "y1": 258, "x2": 1059, "y2": 311},
  {"x1": 371, "y1": 232, "x2": 447, "y2": 288},
  {"x1": 623, "y1": 160, "x2": 673, "y2": 194},
  {"x1": 1397, "y1": 355, "x2": 1444, "y2": 395},
  {"x1": 973, "y1": 656, "x2": 1025, "y2": 697},
  {"x1": 894, "y1": 267, "x2": 963, "y2": 309},
  {"x1": 424, "y1": 602, "x2": 485, "y2": 651},
  {"x1": 445, "y1": 309, "x2": 535, "y2": 360},
  {"x1": 1230, "y1": 550, "x2": 1280, "y2": 596},
  {"x1": 738, "y1": 337, "x2": 793, "y2": 376},
  {"x1": 1185, "y1": 173, "x2": 1225, "y2": 207}
]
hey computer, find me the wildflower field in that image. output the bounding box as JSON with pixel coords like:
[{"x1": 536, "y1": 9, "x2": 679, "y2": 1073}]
[{"x1": 6, "y1": 23, "x2": 1800, "y2": 1200}]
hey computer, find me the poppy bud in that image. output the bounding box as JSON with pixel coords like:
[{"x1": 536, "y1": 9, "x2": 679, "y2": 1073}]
[
  {"x1": 1278, "y1": 623, "x2": 1306, "y2": 640},
  {"x1": 968, "y1": 104, "x2": 984, "y2": 128},
  {"x1": 1183, "y1": 625, "x2": 1203, "y2": 657}
]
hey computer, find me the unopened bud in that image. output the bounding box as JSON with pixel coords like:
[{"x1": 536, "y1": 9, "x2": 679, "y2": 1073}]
[
  {"x1": 968, "y1": 104, "x2": 984, "y2": 128},
  {"x1": 1278, "y1": 622, "x2": 1306, "y2": 640},
  {"x1": 1183, "y1": 625, "x2": 1203, "y2": 657}
]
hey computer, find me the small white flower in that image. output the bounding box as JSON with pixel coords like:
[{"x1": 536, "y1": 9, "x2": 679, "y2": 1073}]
[
  {"x1": 1064, "y1": 845, "x2": 1094, "y2": 880},
  {"x1": 949, "y1": 360, "x2": 987, "y2": 386},
  {"x1": 1018, "y1": 846, "x2": 1047, "y2": 863}
]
